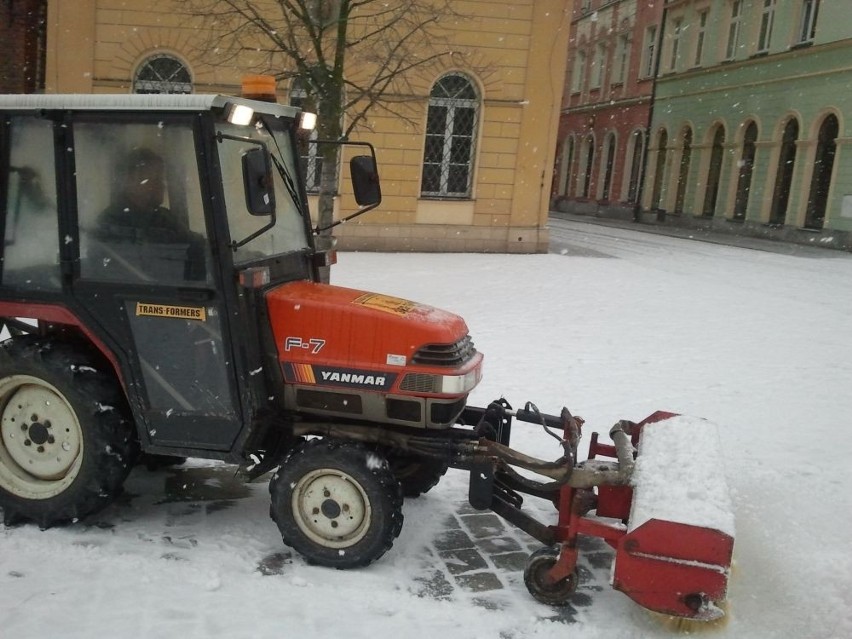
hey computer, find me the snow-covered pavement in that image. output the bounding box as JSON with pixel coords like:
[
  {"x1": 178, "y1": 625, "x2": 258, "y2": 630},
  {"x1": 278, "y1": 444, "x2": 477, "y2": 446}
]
[{"x1": 2, "y1": 219, "x2": 851, "y2": 638}]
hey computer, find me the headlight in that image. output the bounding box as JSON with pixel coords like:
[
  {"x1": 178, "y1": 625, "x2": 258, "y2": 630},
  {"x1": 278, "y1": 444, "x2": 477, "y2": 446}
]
[
  {"x1": 437, "y1": 370, "x2": 479, "y2": 394},
  {"x1": 225, "y1": 103, "x2": 254, "y2": 126}
]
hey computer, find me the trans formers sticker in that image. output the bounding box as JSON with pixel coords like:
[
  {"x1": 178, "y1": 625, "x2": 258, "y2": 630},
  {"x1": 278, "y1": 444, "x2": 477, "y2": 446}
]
[
  {"x1": 284, "y1": 364, "x2": 397, "y2": 390},
  {"x1": 135, "y1": 302, "x2": 206, "y2": 321},
  {"x1": 352, "y1": 293, "x2": 417, "y2": 317}
]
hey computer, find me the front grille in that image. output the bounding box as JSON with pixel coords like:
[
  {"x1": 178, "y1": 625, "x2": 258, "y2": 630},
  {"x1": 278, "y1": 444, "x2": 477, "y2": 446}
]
[
  {"x1": 412, "y1": 334, "x2": 476, "y2": 367},
  {"x1": 400, "y1": 373, "x2": 438, "y2": 393}
]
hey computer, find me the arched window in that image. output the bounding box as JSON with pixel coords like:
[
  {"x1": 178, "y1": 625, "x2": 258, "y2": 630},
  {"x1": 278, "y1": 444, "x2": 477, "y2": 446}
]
[
  {"x1": 734, "y1": 121, "x2": 758, "y2": 220},
  {"x1": 421, "y1": 73, "x2": 480, "y2": 198},
  {"x1": 133, "y1": 54, "x2": 192, "y2": 94},
  {"x1": 558, "y1": 136, "x2": 575, "y2": 196},
  {"x1": 651, "y1": 129, "x2": 668, "y2": 210},
  {"x1": 580, "y1": 134, "x2": 595, "y2": 198},
  {"x1": 626, "y1": 130, "x2": 645, "y2": 203},
  {"x1": 674, "y1": 126, "x2": 693, "y2": 214},
  {"x1": 805, "y1": 114, "x2": 838, "y2": 229},
  {"x1": 703, "y1": 126, "x2": 725, "y2": 217},
  {"x1": 770, "y1": 118, "x2": 799, "y2": 225},
  {"x1": 289, "y1": 78, "x2": 322, "y2": 192},
  {"x1": 601, "y1": 133, "x2": 616, "y2": 200}
]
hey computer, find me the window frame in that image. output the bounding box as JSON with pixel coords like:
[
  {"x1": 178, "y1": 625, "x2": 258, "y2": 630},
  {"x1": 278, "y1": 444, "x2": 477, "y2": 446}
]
[
  {"x1": 757, "y1": 0, "x2": 776, "y2": 53},
  {"x1": 572, "y1": 49, "x2": 587, "y2": 93},
  {"x1": 590, "y1": 43, "x2": 606, "y2": 89},
  {"x1": 694, "y1": 10, "x2": 709, "y2": 67},
  {"x1": 725, "y1": 1, "x2": 743, "y2": 61},
  {"x1": 669, "y1": 18, "x2": 683, "y2": 72},
  {"x1": 133, "y1": 53, "x2": 193, "y2": 95},
  {"x1": 613, "y1": 33, "x2": 630, "y2": 85},
  {"x1": 642, "y1": 25, "x2": 658, "y2": 78},
  {"x1": 419, "y1": 73, "x2": 481, "y2": 200},
  {"x1": 797, "y1": 0, "x2": 820, "y2": 45}
]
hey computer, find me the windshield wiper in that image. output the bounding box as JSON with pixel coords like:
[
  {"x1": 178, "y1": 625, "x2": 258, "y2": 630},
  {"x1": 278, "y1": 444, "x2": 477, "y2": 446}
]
[{"x1": 269, "y1": 151, "x2": 305, "y2": 221}]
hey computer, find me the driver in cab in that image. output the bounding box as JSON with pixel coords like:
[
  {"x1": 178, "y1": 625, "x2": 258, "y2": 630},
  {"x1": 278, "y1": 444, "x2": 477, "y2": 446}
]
[{"x1": 94, "y1": 147, "x2": 206, "y2": 281}]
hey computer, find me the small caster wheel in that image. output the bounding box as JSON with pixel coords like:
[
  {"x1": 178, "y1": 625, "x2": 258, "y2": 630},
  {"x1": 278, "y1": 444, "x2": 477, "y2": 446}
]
[{"x1": 523, "y1": 546, "x2": 578, "y2": 607}]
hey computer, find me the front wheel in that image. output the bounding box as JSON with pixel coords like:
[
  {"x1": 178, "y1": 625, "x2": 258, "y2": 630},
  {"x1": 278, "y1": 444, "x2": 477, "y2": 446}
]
[
  {"x1": 524, "y1": 546, "x2": 579, "y2": 607},
  {"x1": 0, "y1": 338, "x2": 136, "y2": 527},
  {"x1": 269, "y1": 440, "x2": 403, "y2": 569}
]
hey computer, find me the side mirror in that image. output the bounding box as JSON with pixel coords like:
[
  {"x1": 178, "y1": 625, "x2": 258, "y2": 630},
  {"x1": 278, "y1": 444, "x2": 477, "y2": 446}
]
[
  {"x1": 350, "y1": 155, "x2": 381, "y2": 207},
  {"x1": 242, "y1": 147, "x2": 276, "y2": 216}
]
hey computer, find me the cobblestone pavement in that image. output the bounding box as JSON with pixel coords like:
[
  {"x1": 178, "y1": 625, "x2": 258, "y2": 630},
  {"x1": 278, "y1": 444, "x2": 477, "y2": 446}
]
[
  {"x1": 407, "y1": 503, "x2": 612, "y2": 624},
  {"x1": 97, "y1": 464, "x2": 616, "y2": 625}
]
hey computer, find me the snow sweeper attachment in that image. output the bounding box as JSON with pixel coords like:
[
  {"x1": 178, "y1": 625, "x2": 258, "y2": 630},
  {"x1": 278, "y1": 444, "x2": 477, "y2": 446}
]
[{"x1": 465, "y1": 404, "x2": 735, "y2": 620}]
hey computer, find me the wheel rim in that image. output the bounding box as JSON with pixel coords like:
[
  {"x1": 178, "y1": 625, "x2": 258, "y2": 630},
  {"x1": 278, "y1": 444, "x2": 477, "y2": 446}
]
[
  {"x1": 525, "y1": 550, "x2": 578, "y2": 605},
  {"x1": 0, "y1": 375, "x2": 83, "y2": 499},
  {"x1": 291, "y1": 468, "x2": 371, "y2": 549}
]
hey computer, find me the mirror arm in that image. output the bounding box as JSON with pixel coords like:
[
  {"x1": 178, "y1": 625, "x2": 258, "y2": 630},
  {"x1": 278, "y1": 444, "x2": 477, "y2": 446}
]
[
  {"x1": 230, "y1": 210, "x2": 276, "y2": 250},
  {"x1": 311, "y1": 139, "x2": 382, "y2": 235},
  {"x1": 314, "y1": 201, "x2": 379, "y2": 234}
]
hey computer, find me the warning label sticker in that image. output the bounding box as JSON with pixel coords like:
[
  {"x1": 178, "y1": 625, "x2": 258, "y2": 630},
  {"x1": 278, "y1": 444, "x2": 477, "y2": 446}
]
[
  {"x1": 352, "y1": 293, "x2": 417, "y2": 317},
  {"x1": 135, "y1": 302, "x2": 207, "y2": 322}
]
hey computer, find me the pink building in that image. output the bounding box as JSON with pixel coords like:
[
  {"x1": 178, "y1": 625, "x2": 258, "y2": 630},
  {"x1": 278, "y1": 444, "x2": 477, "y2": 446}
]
[{"x1": 552, "y1": 0, "x2": 664, "y2": 220}]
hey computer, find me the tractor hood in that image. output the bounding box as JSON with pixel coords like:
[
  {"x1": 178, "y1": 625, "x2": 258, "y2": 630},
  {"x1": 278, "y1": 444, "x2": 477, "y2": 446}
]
[{"x1": 266, "y1": 281, "x2": 480, "y2": 377}]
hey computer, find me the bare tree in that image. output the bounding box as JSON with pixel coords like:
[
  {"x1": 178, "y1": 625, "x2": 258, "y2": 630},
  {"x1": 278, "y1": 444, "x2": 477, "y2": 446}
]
[{"x1": 184, "y1": 0, "x2": 461, "y2": 236}]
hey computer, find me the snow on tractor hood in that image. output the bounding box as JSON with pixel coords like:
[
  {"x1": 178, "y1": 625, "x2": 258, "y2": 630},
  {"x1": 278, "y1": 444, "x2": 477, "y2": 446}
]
[{"x1": 266, "y1": 281, "x2": 477, "y2": 373}]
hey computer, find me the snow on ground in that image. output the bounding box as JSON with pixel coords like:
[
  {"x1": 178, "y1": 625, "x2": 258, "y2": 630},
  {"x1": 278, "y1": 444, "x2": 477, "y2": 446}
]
[{"x1": 2, "y1": 220, "x2": 851, "y2": 639}]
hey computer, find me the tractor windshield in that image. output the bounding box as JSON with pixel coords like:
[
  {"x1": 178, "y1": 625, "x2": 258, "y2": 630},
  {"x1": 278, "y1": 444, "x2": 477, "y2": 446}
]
[{"x1": 216, "y1": 117, "x2": 310, "y2": 264}]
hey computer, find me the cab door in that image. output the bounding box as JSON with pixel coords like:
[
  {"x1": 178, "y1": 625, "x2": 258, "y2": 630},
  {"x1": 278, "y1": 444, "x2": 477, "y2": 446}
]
[{"x1": 68, "y1": 114, "x2": 245, "y2": 453}]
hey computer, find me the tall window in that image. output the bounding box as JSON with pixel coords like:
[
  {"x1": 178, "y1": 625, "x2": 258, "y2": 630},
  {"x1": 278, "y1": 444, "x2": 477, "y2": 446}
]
[
  {"x1": 694, "y1": 10, "x2": 708, "y2": 67},
  {"x1": 289, "y1": 78, "x2": 321, "y2": 192},
  {"x1": 757, "y1": 0, "x2": 776, "y2": 53},
  {"x1": 572, "y1": 50, "x2": 587, "y2": 93},
  {"x1": 421, "y1": 73, "x2": 480, "y2": 198},
  {"x1": 703, "y1": 127, "x2": 726, "y2": 217},
  {"x1": 613, "y1": 34, "x2": 629, "y2": 84},
  {"x1": 651, "y1": 129, "x2": 668, "y2": 210},
  {"x1": 674, "y1": 127, "x2": 692, "y2": 214},
  {"x1": 580, "y1": 135, "x2": 595, "y2": 198},
  {"x1": 626, "y1": 130, "x2": 645, "y2": 203},
  {"x1": 133, "y1": 54, "x2": 192, "y2": 94},
  {"x1": 734, "y1": 122, "x2": 758, "y2": 220},
  {"x1": 3, "y1": 116, "x2": 59, "y2": 291},
  {"x1": 558, "y1": 136, "x2": 575, "y2": 196},
  {"x1": 770, "y1": 118, "x2": 799, "y2": 225},
  {"x1": 591, "y1": 44, "x2": 606, "y2": 89},
  {"x1": 805, "y1": 114, "x2": 838, "y2": 229},
  {"x1": 797, "y1": 0, "x2": 820, "y2": 44},
  {"x1": 642, "y1": 26, "x2": 658, "y2": 77},
  {"x1": 669, "y1": 19, "x2": 683, "y2": 72},
  {"x1": 601, "y1": 133, "x2": 616, "y2": 200},
  {"x1": 725, "y1": 1, "x2": 743, "y2": 60}
]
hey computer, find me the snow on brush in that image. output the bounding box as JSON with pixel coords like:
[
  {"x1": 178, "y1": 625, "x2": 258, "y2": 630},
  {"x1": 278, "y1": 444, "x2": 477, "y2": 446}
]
[{"x1": 629, "y1": 415, "x2": 735, "y2": 538}]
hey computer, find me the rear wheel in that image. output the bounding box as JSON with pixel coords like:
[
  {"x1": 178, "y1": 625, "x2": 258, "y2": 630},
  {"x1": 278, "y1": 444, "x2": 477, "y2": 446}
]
[
  {"x1": 0, "y1": 338, "x2": 136, "y2": 527},
  {"x1": 269, "y1": 439, "x2": 403, "y2": 568},
  {"x1": 524, "y1": 546, "x2": 579, "y2": 607}
]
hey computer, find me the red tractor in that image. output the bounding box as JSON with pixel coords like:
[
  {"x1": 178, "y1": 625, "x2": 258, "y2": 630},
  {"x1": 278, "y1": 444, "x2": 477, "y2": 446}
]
[{"x1": 0, "y1": 94, "x2": 733, "y2": 619}]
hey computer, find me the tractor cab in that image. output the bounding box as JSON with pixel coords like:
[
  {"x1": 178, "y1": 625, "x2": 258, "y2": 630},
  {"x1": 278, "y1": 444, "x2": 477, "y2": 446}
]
[{"x1": 0, "y1": 94, "x2": 378, "y2": 458}]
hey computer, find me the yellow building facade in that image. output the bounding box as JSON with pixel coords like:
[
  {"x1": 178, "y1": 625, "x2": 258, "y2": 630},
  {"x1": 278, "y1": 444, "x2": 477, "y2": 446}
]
[{"x1": 45, "y1": 0, "x2": 571, "y2": 253}]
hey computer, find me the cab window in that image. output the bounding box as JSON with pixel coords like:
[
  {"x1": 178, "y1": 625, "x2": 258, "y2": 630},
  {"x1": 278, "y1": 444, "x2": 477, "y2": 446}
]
[
  {"x1": 74, "y1": 119, "x2": 212, "y2": 285},
  {"x1": 216, "y1": 118, "x2": 309, "y2": 264},
  {"x1": 2, "y1": 116, "x2": 60, "y2": 291}
]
